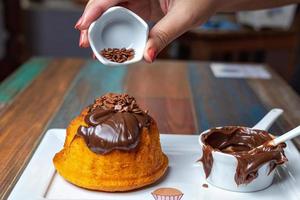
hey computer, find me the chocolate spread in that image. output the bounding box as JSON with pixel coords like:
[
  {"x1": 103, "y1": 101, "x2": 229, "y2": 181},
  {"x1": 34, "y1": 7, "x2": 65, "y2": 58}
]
[
  {"x1": 199, "y1": 126, "x2": 287, "y2": 185},
  {"x1": 77, "y1": 93, "x2": 152, "y2": 154}
]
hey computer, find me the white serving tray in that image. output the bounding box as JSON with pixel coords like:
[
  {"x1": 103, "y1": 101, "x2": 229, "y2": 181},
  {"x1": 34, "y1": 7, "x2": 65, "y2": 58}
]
[{"x1": 8, "y1": 129, "x2": 300, "y2": 200}]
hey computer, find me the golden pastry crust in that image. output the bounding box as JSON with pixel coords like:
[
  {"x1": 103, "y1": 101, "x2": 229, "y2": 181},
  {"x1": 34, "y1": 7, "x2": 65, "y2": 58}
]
[{"x1": 53, "y1": 110, "x2": 168, "y2": 192}]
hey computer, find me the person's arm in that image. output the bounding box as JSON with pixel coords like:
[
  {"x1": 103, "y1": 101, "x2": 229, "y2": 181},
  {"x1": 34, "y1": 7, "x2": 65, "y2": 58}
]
[{"x1": 75, "y1": 0, "x2": 300, "y2": 63}]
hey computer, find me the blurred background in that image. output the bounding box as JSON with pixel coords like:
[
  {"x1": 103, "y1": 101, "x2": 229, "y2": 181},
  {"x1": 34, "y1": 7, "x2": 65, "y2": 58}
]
[{"x1": 0, "y1": 0, "x2": 300, "y2": 93}]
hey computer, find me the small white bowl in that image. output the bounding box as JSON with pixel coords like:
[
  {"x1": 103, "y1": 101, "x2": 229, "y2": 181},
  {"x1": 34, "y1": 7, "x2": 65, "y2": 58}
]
[
  {"x1": 198, "y1": 126, "x2": 276, "y2": 192},
  {"x1": 88, "y1": 6, "x2": 149, "y2": 66}
]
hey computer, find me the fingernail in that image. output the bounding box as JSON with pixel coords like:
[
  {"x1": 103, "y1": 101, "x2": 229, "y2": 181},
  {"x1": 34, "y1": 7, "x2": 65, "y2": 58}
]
[
  {"x1": 75, "y1": 16, "x2": 83, "y2": 29},
  {"x1": 148, "y1": 48, "x2": 157, "y2": 62}
]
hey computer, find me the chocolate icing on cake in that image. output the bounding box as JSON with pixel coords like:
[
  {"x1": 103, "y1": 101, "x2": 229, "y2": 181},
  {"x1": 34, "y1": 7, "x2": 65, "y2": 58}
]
[
  {"x1": 199, "y1": 126, "x2": 287, "y2": 185},
  {"x1": 77, "y1": 93, "x2": 152, "y2": 154}
]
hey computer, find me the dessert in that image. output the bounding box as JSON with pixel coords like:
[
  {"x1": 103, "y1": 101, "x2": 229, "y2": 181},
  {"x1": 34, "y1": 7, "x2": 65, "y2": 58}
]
[
  {"x1": 152, "y1": 188, "x2": 184, "y2": 200},
  {"x1": 200, "y1": 126, "x2": 287, "y2": 185},
  {"x1": 53, "y1": 93, "x2": 168, "y2": 192}
]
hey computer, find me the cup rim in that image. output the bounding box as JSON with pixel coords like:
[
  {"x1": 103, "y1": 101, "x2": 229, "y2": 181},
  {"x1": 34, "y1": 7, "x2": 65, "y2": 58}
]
[
  {"x1": 198, "y1": 126, "x2": 273, "y2": 158},
  {"x1": 88, "y1": 6, "x2": 149, "y2": 66}
]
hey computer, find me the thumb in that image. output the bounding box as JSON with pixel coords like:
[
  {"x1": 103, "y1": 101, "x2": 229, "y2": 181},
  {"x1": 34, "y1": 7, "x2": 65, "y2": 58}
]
[
  {"x1": 143, "y1": 9, "x2": 193, "y2": 63},
  {"x1": 144, "y1": 0, "x2": 217, "y2": 63}
]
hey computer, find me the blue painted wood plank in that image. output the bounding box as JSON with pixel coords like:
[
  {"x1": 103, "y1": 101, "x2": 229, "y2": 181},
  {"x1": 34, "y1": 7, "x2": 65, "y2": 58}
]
[
  {"x1": 49, "y1": 61, "x2": 127, "y2": 128},
  {"x1": 0, "y1": 57, "x2": 49, "y2": 103},
  {"x1": 188, "y1": 62, "x2": 272, "y2": 133}
]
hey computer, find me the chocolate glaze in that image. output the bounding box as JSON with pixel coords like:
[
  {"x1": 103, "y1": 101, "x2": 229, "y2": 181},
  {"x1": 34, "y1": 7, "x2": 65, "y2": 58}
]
[
  {"x1": 199, "y1": 126, "x2": 287, "y2": 185},
  {"x1": 77, "y1": 93, "x2": 152, "y2": 154}
]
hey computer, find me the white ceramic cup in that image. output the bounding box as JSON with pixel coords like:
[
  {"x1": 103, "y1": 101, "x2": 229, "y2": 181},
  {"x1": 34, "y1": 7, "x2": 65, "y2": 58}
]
[
  {"x1": 88, "y1": 6, "x2": 149, "y2": 66},
  {"x1": 198, "y1": 109, "x2": 284, "y2": 192}
]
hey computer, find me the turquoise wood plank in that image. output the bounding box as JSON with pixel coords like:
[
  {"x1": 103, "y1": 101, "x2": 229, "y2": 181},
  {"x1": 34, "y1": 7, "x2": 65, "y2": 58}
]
[
  {"x1": 188, "y1": 62, "x2": 283, "y2": 135},
  {"x1": 49, "y1": 61, "x2": 127, "y2": 128},
  {"x1": 0, "y1": 57, "x2": 49, "y2": 103}
]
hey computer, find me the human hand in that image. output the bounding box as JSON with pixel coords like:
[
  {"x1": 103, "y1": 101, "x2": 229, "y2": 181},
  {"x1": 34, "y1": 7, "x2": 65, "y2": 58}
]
[{"x1": 75, "y1": 0, "x2": 217, "y2": 62}]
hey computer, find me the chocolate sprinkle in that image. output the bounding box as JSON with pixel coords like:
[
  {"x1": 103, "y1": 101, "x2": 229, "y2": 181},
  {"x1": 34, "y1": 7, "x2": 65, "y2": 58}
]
[{"x1": 100, "y1": 48, "x2": 134, "y2": 63}]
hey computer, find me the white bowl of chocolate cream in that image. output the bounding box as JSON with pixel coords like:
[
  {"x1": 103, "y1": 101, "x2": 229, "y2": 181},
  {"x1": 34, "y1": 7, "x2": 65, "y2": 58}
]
[{"x1": 198, "y1": 109, "x2": 288, "y2": 192}]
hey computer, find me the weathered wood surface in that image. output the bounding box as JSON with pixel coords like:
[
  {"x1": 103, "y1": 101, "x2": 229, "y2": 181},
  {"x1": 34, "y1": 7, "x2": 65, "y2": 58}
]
[
  {"x1": 0, "y1": 59, "x2": 84, "y2": 200},
  {"x1": 0, "y1": 58, "x2": 49, "y2": 111},
  {"x1": 125, "y1": 61, "x2": 197, "y2": 133},
  {"x1": 49, "y1": 61, "x2": 197, "y2": 134},
  {"x1": 188, "y1": 62, "x2": 269, "y2": 131},
  {"x1": 247, "y1": 66, "x2": 300, "y2": 148},
  {"x1": 0, "y1": 58, "x2": 299, "y2": 199}
]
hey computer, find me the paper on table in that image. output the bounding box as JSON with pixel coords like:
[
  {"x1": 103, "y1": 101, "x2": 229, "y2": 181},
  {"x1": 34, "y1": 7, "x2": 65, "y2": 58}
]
[{"x1": 210, "y1": 63, "x2": 271, "y2": 79}]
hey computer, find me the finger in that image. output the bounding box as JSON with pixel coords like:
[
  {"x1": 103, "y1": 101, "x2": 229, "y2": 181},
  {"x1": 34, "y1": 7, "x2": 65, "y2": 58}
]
[
  {"x1": 143, "y1": 10, "x2": 192, "y2": 62},
  {"x1": 78, "y1": 0, "x2": 122, "y2": 30},
  {"x1": 144, "y1": 2, "x2": 215, "y2": 62},
  {"x1": 79, "y1": 30, "x2": 90, "y2": 48},
  {"x1": 75, "y1": 16, "x2": 83, "y2": 29}
]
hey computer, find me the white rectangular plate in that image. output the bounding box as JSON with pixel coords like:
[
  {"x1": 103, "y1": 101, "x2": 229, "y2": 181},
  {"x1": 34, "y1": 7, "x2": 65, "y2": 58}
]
[{"x1": 8, "y1": 129, "x2": 300, "y2": 200}]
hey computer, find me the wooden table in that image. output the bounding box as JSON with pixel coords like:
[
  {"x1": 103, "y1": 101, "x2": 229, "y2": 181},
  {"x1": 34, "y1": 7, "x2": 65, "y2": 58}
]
[{"x1": 0, "y1": 58, "x2": 300, "y2": 199}]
